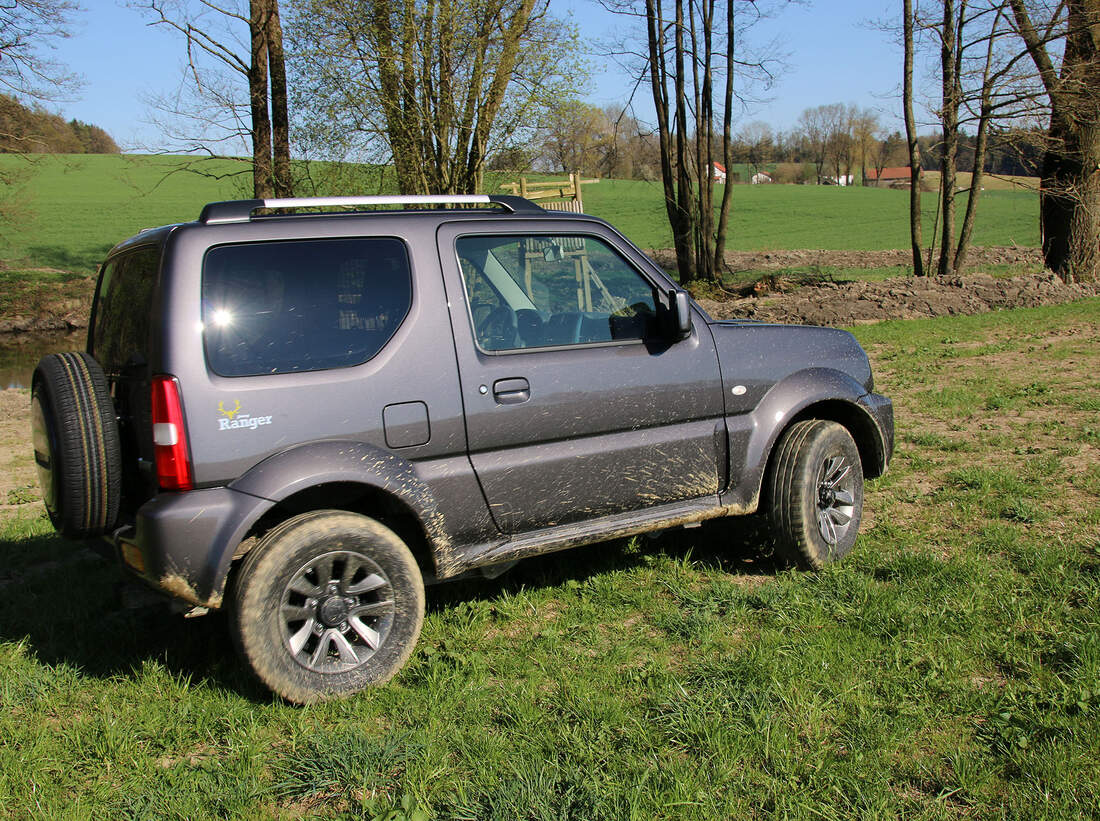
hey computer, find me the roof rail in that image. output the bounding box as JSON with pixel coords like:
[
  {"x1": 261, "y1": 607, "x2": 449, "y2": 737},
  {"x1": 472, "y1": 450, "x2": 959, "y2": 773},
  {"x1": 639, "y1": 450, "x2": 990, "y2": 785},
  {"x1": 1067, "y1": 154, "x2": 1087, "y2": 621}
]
[{"x1": 198, "y1": 194, "x2": 543, "y2": 224}]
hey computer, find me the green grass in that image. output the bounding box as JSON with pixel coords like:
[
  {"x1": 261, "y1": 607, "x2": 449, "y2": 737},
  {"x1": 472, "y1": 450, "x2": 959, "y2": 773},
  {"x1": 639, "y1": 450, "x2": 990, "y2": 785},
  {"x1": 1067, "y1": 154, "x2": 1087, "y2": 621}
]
[
  {"x1": 584, "y1": 178, "x2": 1039, "y2": 251},
  {"x1": 0, "y1": 154, "x2": 1040, "y2": 272},
  {"x1": 0, "y1": 154, "x2": 248, "y2": 271},
  {"x1": 2, "y1": 298, "x2": 1099, "y2": 818}
]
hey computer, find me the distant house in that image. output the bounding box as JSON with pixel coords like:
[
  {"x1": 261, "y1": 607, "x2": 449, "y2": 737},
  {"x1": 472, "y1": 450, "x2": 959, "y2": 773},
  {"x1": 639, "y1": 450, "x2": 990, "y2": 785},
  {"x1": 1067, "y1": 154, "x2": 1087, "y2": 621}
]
[
  {"x1": 823, "y1": 174, "x2": 855, "y2": 186},
  {"x1": 711, "y1": 162, "x2": 727, "y2": 183},
  {"x1": 865, "y1": 166, "x2": 913, "y2": 188},
  {"x1": 751, "y1": 171, "x2": 773, "y2": 185}
]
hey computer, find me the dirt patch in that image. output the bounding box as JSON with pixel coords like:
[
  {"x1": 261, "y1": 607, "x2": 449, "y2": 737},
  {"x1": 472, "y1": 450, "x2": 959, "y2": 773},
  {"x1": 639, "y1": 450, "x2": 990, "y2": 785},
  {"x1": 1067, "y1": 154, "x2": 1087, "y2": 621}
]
[
  {"x1": 695, "y1": 270, "x2": 1100, "y2": 327},
  {"x1": 0, "y1": 272, "x2": 97, "y2": 334},
  {"x1": 0, "y1": 388, "x2": 38, "y2": 516},
  {"x1": 650, "y1": 245, "x2": 1044, "y2": 274}
]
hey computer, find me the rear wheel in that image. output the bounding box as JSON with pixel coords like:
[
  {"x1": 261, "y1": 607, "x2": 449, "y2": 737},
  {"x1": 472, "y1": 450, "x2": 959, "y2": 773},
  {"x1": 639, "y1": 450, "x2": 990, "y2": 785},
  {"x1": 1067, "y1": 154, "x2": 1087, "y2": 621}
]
[
  {"x1": 31, "y1": 352, "x2": 122, "y2": 538},
  {"x1": 767, "y1": 420, "x2": 863, "y2": 569},
  {"x1": 230, "y1": 510, "x2": 425, "y2": 703}
]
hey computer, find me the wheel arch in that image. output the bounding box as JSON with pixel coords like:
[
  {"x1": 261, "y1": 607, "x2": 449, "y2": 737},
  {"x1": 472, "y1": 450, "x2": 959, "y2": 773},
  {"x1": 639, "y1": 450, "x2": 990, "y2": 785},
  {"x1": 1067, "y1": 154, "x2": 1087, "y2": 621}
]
[
  {"x1": 727, "y1": 368, "x2": 890, "y2": 512},
  {"x1": 212, "y1": 441, "x2": 451, "y2": 605},
  {"x1": 234, "y1": 480, "x2": 438, "y2": 582},
  {"x1": 787, "y1": 399, "x2": 889, "y2": 479}
]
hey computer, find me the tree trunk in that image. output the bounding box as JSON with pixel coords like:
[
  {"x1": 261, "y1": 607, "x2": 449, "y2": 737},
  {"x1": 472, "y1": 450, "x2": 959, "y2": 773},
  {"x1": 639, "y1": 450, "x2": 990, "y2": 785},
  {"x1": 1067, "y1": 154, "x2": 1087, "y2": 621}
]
[
  {"x1": 1041, "y1": 119, "x2": 1100, "y2": 282},
  {"x1": 249, "y1": 0, "x2": 273, "y2": 199},
  {"x1": 1009, "y1": 0, "x2": 1100, "y2": 281},
  {"x1": 955, "y1": 2, "x2": 1002, "y2": 274},
  {"x1": 265, "y1": 0, "x2": 292, "y2": 197},
  {"x1": 938, "y1": 0, "x2": 958, "y2": 277},
  {"x1": 712, "y1": 0, "x2": 735, "y2": 276},
  {"x1": 903, "y1": 0, "x2": 924, "y2": 276}
]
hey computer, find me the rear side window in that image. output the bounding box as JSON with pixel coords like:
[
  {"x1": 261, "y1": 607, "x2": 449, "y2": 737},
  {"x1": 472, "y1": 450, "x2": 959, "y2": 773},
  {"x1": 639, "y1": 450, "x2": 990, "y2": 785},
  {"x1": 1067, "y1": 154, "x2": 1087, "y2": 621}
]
[
  {"x1": 202, "y1": 237, "x2": 412, "y2": 376},
  {"x1": 91, "y1": 246, "x2": 160, "y2": 375}
]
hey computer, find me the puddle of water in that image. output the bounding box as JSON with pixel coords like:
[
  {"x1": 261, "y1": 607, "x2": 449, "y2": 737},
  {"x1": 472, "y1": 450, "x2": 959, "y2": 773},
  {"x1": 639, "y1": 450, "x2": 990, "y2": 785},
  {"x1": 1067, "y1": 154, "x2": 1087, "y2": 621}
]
[{"x1": 0, "y1": 330, "x2": 88, "y2": 390}]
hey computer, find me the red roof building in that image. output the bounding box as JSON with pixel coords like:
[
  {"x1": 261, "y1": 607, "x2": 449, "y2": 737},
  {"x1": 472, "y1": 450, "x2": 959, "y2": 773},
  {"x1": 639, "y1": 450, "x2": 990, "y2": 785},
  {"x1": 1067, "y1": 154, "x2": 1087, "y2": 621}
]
[{"x1": 865, "y1": 166, "x2": 915, "y2": 187}]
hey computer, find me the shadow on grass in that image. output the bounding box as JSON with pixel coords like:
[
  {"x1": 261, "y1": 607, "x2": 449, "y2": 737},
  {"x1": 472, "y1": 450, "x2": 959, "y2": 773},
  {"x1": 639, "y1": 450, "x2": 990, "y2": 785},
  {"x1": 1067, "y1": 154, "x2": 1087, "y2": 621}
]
[
  {"x1": 25, "y1": 244, "x2": 111, "y2": 272},
  {"x1": 0, "y1": 514, "x2": 782, "y2": 700},
  {"x1": 0, "y1": 529, "x2": 267, "y2": 701},
  {"x1": 428, "y1": 514, "x2": 785, "y2": 613}
]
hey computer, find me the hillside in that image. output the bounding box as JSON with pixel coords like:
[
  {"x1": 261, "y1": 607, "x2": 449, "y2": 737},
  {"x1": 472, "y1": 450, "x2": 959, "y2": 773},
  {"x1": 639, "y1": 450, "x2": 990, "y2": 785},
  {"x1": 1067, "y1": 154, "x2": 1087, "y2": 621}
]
[{"x1": 0, "y1": 95, "x2": 119, "y2": 155}]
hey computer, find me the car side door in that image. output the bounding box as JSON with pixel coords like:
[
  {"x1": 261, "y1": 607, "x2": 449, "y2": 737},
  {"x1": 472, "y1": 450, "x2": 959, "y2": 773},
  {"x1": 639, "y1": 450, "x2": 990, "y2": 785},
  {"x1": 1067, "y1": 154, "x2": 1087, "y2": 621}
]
[{"x1": 436, "y1": 220, "x2": 726, "y2": 535}]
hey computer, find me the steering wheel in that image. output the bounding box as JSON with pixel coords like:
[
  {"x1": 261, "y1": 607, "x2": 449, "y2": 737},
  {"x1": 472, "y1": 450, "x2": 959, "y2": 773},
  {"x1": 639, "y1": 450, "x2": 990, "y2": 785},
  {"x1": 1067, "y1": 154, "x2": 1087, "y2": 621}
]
[{"x1": 476, "y1": 304, "x2": 518, "y2": 350}]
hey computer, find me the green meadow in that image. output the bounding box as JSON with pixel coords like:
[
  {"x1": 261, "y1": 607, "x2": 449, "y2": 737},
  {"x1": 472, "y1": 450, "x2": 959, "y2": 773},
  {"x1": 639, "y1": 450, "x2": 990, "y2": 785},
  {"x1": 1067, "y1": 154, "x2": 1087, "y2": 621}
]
[
  {"x1": 1, "y1": 298, "x2": 1098, "y2": 818},
  {"x1": 0, "y1": 154, "x2": 1039, "y2": 272}
]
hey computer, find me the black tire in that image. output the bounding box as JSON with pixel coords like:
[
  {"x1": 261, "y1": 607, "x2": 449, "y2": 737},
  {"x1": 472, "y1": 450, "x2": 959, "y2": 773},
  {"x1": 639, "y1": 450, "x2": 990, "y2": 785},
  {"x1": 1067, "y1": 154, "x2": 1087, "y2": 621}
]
[
  {"x1": 230, "y1": 510, "x2": 425, "y2": 704},
  {"x1": 766, "y1": 420, "x2": 864, "y2": 570},
  {"x1": 30, "y1": 351, "x2": 122, "y2": 539}
]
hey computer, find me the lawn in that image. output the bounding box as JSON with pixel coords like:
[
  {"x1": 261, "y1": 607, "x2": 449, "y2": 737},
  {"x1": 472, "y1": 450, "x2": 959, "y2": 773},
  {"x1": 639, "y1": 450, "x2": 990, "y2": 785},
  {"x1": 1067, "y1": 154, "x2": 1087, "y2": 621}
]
[
  {"x1": 1, "y1": 298, "x2": 1098, "y2": 818},
  {"x1": 586, "y1": 178, "x2": 1038, "y2": 251},
  {"x1": 0, "y1": 154, "x2": 1040, "y2": 272}
]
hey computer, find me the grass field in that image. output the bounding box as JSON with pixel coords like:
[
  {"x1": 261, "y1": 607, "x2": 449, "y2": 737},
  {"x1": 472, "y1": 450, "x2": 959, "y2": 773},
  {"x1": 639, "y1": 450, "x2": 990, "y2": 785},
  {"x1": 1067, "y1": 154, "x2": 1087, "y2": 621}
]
[
  {"x1": 1, "y1": 299, "x2": 1098, "y2": 818},
  {"x1": 0, "y1": 154, "x2": 1040, "y2": 272}
]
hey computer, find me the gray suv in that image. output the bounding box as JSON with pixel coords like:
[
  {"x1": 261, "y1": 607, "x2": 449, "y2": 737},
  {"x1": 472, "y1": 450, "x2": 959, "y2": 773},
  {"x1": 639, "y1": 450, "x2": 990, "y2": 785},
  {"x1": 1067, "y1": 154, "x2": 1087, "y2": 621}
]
[{"x1": 31, "y1": 195, "x2": 893, "y2": 702}]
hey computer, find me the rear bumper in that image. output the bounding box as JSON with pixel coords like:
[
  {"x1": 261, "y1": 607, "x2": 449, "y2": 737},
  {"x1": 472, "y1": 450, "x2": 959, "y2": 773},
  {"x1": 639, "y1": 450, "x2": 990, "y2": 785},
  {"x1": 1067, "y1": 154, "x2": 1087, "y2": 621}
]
[{"x1": 103, "y1": 486, "x2": 269, "y2": 608}]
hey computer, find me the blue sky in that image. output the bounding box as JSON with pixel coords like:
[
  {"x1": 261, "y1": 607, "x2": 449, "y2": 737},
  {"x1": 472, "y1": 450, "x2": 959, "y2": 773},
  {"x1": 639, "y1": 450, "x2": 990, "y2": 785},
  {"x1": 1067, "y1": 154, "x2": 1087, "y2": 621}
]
[{"x1": 57, "y1": 0, "x2": 916, "y2": 152}]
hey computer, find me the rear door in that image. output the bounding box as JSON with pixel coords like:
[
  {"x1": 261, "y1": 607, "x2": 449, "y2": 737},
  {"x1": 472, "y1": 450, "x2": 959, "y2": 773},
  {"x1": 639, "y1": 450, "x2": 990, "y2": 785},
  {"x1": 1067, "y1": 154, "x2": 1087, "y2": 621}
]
[
  {"x1": 437, "y1": 220, "x2": 725, "y2": 534},
  {"x1": 88, "y1": 244, "x2": 163, "y2": 512}
]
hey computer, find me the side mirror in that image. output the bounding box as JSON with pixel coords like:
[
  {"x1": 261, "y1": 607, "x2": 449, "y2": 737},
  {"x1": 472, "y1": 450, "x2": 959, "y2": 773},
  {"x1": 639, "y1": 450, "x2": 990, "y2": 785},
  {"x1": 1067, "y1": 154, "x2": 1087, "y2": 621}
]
[{"x1": 669, "y1": 288, "x2": 692, "y2": 340}]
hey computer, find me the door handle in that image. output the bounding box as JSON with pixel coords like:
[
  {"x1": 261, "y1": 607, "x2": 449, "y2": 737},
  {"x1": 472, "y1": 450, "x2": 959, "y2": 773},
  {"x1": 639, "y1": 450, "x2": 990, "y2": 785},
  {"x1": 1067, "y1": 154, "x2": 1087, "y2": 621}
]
[{"x1": 493, "y1": 377, "x2": 530, "y2": 404}]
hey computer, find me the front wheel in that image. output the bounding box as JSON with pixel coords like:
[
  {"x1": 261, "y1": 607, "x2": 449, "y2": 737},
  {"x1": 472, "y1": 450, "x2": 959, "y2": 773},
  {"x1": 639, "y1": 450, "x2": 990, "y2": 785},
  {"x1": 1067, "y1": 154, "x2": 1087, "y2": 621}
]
[
  {"x1": 767, "y1": 420, "x2": 864, "y2": 570},
  {"x1": 230, "y1": 510, "x2": 425, "y2": 703}
]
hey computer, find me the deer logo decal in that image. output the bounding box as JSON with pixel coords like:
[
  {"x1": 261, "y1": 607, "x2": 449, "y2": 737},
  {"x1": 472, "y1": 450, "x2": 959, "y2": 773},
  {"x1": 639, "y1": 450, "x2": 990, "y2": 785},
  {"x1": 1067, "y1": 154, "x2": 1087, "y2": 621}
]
[{"x1": 218, "y1": 399, "x2": 242, "y2": 419}]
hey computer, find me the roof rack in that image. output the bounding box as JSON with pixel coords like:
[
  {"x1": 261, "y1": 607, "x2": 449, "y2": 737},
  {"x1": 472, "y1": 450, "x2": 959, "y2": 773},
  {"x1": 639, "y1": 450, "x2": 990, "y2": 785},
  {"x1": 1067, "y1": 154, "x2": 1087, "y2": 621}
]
[{"x1": 198, "y1": 194, "x2": 543, "y2": 224}]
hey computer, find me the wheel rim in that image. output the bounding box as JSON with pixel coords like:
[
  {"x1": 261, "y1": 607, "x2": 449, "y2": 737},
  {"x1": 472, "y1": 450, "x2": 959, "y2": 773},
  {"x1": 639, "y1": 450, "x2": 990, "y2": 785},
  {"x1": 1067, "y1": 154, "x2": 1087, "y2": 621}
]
[
  {"x1": 280, "y1": 550, "x2": 396, "y2": 674},
  {"x1": 816, "y1": 454, "x2": 857, "y2": 546}
]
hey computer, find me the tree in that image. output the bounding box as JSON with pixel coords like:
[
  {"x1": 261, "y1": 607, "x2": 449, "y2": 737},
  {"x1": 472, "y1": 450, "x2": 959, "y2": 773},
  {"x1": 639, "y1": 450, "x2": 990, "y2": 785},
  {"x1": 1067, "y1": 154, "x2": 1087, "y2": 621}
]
[
  {"x1": 796, "y1": 103, "x2": 850, "y2": 184},
  {"x1": 0, "y1": 0, "x2": 80, "y2": 103},
  {"x1": 903, "y1": 0, "x2": 925, "y2": 275},
  {"x1": 850, "y1": 108, "x2": 880, "y2": 186},
  {"x1": 290, "y1": 0, "x2": 583, "y2": 195},
  {"x1": 738, "y1": 120, "x2": 774, "y2": 176},
  {"x1": 873, "y1": 130, "x2": 906, "y2": 183},
  {"x1": 918, "y1": 0, "x2": 1012, "y2": 276},
  {"x1": 137, "y1": 0, "x2": 291, "y2": 197},
  {"x1": 540, "y1": 100, "x2": 606, "y2": 176},
  {"x1": 1008, "y1": 0, "x2": 1100, "y2": 281},
  {"x1": 0, "y1": 94, "x2": 119, "y2": 152},
  {"x1": 618, "y1": 0, "x2": 779, "y2": 284}
]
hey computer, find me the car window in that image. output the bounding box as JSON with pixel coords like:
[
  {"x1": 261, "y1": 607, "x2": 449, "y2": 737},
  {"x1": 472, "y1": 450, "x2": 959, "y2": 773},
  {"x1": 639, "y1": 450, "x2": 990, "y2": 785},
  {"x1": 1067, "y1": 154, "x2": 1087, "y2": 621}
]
[
  {"x1": 91, "y1": 246, "x2": 160, "y2": 375},
  {"x1": 456, "y1": 234, "x2": 658, "y2": 351},
  {"x1": 202, "y1": 237, "x2": 412, "y2": 376}
]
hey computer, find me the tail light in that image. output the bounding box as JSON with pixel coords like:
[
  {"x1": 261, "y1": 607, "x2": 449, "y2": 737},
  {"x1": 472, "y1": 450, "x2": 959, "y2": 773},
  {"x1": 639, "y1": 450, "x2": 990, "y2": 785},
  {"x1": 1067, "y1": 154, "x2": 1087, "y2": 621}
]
[{"x1": 151, "y1": 375, "x2": 193, "y2": 491}]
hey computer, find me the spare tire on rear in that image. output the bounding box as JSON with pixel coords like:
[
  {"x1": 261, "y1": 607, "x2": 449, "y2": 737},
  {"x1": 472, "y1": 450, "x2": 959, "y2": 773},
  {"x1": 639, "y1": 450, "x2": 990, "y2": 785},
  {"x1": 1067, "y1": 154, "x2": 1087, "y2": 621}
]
[{"x1": 31, "y1": 352, "x2": 122, "y2": 538}]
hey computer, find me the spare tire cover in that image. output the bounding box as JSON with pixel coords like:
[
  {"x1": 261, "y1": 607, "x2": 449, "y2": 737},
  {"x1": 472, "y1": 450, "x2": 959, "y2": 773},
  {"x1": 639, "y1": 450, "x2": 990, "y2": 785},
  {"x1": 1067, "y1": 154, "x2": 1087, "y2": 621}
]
[{"x1": 31, "y1": 352, "x2": 122, "y2": 538}]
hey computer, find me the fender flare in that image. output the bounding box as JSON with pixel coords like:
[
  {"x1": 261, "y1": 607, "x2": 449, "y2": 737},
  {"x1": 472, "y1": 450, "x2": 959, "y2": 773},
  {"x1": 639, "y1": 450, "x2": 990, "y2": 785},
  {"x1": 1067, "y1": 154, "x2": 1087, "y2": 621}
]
[
  {"x1": 723, "y1": 368, "x2": 888, "y2": 510},
  {"x1": 201, "y1": 440, "x2": 448, "y2": 606}
]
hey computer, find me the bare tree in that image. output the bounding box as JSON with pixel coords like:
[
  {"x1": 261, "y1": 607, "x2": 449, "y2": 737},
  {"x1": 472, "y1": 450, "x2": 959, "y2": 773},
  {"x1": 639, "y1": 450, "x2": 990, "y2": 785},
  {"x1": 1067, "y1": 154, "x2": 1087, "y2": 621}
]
[
  {"x1": 0, "y1": 0, "x2": 81, "y2": 103},
  {"x1": 797, "y1": 104, "x2": 832, "y2": 183},
  {"x1": 903, "y1": 0, "x2": 925, "y2": 275},
  {"x1": 738, "y1": 119, "x2": 774, "y2": 176},
  {"x1": 136, "y1": 0, "x2": 291, "y2": 197},
  {"x1": 600, "y1": 0, "x2": 781, "y2": 283},
  {"x1": 797, "y1": 103, "x2": 851, "y2": 184}
]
